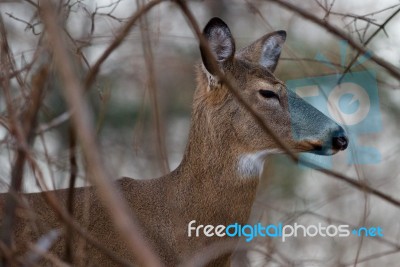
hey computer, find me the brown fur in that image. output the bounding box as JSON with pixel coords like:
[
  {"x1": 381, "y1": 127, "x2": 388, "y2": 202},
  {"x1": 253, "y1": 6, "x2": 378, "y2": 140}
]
[{"x1": 0, "y1": 18, "x2": 346, "y2": 266}]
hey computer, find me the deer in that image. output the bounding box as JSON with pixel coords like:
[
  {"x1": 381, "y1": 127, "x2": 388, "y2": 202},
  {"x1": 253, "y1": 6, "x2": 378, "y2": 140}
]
[{"x1": 0, "y1": 17, "x2": 348, "y2": 267}]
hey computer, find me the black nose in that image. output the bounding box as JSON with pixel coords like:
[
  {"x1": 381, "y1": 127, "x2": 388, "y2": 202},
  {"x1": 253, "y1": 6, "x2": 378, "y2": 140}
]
[{"x1": 332, "y1": 128, "x2": 349, "y2": 151}]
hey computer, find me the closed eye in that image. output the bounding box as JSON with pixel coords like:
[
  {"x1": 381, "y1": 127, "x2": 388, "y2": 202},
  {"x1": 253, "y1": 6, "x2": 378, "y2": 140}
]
[{"x1": 259, "y1": 90, "x2": 280, "y2": 101}]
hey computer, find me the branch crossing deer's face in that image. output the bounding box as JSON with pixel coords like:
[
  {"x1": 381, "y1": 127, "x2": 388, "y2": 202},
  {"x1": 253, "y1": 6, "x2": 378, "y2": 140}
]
[{"x1": 196, "y1": 18, "x2": 348, "y2": 174}]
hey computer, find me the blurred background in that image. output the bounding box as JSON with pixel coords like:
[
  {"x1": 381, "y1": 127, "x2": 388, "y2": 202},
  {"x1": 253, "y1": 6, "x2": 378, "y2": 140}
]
[{"x1": 1, "y1": 0, "x2": 400, "y2": 266}]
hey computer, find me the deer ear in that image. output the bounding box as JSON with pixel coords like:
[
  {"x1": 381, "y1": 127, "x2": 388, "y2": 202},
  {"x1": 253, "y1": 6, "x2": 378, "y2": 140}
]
[
  {"x1": 238, "y1": 31, "x2": 286, "y2": 72},
  {"x1": 200, "y1": 17, "x2": 235, "y2": 76}
]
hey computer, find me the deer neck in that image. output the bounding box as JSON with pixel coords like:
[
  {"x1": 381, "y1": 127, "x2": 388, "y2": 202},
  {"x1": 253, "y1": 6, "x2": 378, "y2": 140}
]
[{"x1": 169, "y1": 96, "x2": 268, "y2": 225}]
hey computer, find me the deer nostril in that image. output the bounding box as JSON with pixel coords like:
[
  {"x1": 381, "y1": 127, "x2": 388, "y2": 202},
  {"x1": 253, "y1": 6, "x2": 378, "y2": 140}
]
[{"x1": 332, "y1": 129, "x2": 349, "y2": 151}]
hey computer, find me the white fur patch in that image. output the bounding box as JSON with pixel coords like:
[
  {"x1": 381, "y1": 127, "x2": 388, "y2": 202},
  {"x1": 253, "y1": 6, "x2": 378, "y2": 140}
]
[{"x1": 237, "y1": 149, "x2": 280, "y2": 178}]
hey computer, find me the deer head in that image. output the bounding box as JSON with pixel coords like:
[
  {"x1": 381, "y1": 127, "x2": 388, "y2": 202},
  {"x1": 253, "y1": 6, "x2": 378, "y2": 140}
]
[{"x1": 189, "y1": 17, "x2": 348, "y2": 176}]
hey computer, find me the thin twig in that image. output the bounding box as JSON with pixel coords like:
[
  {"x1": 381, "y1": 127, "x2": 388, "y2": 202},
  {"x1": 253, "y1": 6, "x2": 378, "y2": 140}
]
[
  {"x1": 137, "y1": 0, "x2": 170, "y2": 174},
  {"x1": 65, "y1": 126, "x2": 77, "y2": 264}
]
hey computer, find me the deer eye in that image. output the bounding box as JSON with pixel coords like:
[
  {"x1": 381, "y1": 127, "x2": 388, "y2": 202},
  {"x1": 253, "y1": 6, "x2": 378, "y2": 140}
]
[{"x1": 259, "y1": 90, "x2": 279, "y2": 101}]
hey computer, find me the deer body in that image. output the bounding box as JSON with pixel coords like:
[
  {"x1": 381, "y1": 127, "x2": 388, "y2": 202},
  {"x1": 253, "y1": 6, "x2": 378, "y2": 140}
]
[{"x1": 1, "y1": 18, "x2": 348, "y2": 266}]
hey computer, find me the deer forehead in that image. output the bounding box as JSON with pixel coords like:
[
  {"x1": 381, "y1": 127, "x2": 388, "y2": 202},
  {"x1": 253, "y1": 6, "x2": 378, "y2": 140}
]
[
  {"x1": 252, "y1": 80, "x2": 279, "y2": 91},
  {"x1": 231, "y1": 61, "x2": 283, "y2": 88}
]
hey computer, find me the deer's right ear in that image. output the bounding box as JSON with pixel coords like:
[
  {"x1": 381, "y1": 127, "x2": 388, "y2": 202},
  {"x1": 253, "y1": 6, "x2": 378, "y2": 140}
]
[{"x1": 200, "y1": 18, "x2": 235, "y2": 80}]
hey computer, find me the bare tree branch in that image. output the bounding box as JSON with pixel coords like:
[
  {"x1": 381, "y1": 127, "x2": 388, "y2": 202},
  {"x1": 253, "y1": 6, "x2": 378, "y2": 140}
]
[
  {"x1": 84, "y1": 0, "x2": 166, "y2": 90},
  {"x1": 341, "y1": 7, "x2": 400, "y2": 77},
  {"x1": 39, "y1": 2, "x2": 163, "y2": 266},
  {"x1": 265, "y1": 0, "x2": 400, "y2": 81}
]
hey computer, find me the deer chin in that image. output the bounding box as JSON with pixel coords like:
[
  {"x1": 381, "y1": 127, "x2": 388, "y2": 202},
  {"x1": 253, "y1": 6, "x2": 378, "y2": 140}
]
[
  {"x1": 235, "y1": 143, "x2": 336, "y2": 178},
  {"x1": 309, "y1": 147, "x2": 339, "y2": 156}
]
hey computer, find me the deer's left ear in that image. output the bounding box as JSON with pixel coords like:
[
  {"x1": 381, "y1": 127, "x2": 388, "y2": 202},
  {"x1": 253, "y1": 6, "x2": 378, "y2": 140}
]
[
  {"x1": 238, "y1": 31, "x2": 286, "y2": 72},
  {"x1": 200, "y1": 17, "x2": 235, "y2": 77}
]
